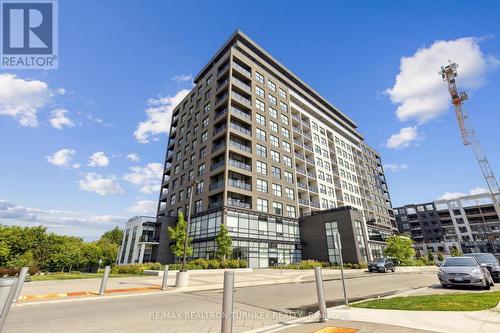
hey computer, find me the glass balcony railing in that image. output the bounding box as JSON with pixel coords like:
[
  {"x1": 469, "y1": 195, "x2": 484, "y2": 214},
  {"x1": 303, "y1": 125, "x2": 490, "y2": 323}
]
[
  {"x1": 232, "y1": 62, "x2": 251, "y2": 77},
  {"x1": 210, "y1": 160, "x2": 225, "y2": 171},
  {"x1": 231, "y1": 77, "x2": 251, "y2": 92},
  {"x1": 229, "y1": 140, "x2": 251, "y2": 153},
  {"x1": 231, "y1": 91, "x2": 251, "y2": 106},
  {"x1": 230, "y1": 122, "x2": 251, "y2": 136},
  {"x1": 228, "y1": 159, "x2": 251, "y2": 171},
  {"x1": 227, "y1": 199, "x2": 251, "y2": 209},
  {"x1": 209, "y1": 181, "x2": 224, "y2": 191},
  {"x1": 230, "y1": 106, "x2": 251, "y2": 121},
  {"x1": 228, "y1": 179, "x2": 252, "y2": 191}
]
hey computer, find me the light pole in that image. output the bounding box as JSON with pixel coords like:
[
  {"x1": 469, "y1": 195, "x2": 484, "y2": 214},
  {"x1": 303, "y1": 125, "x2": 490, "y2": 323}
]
[{"x1": 181, "y1": 180, "x2": 198, "y2": 271}]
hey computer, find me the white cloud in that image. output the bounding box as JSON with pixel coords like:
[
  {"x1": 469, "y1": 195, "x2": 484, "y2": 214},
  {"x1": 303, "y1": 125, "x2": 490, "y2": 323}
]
[
  {"x1": 134, "y1": 89, "x2": 190, "y2": 143},
  {"x1": 437, "y1": 187, "x2": 490, "y2": 200},
  {"x1": 123, "y1": 163, "x2": 163, "y2": 194},
  {"x1": 88, "y1": 151, "x2": 110, "y2": 167},
  {"x1": 384, "y1": 163, "x2": 408, "y2": 172},
  {"x1": 49, "y1": 108, "x2": 75, "y2": 130},
  {"x1": 126, "y1": 153, "x2": 140, "y2": 162},
  {"x1": 172, "y1": 74, "x2": 193, "y2": 83},
  {"x1": 46, "y1": 149, "x2": 79, "y2": 168},
  {"x1": 0, "y1": 199, "x2": 126, "y2": 240},
  {"x1": 0, "y1": 73, "x2": 54, "y2": 127},
  {"x1": 386, "y1": 37, "x2": 497, "y2": 124},
  {"x1": 78, "y1": 173, "x2": 123, "y2": 196},
  {"x1": 127, "y1": 200, "x2": 157, "y2": 215},
  {"x1": 386, "y1": 126, "x2": 420, "y2": 149}
]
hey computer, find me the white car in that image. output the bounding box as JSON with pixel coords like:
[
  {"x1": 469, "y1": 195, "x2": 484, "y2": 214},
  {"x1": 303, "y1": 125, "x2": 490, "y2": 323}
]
[{"x1": 438, "y1": 256, "x2": 495, "y2": 289}]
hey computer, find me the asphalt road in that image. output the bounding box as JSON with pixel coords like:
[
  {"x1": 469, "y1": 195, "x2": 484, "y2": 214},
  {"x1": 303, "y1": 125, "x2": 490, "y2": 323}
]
[{"x1": 5, "y1": 271, "x2": 439, "y2": 333}]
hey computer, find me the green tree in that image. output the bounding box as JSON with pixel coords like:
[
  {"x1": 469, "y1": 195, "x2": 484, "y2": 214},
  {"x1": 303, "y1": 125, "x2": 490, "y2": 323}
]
[
  {"x1": 384, "y1": 235, "x2": 415, "y2": 266},
  {"x1": 99, "y1": 227, "x2": 123, "y2": 246},
  {"x1": 450, "y1": 248, "x2": 462, "y2": 257},
  {"x1": 437, "y1": 252, "x2": 445, "y2": 262},
  {"x1": 0, "y1": 242, "x2": 10, "y2": 267},
  {"x1": 167, "y1": 212, "x2": 193, "y2": 258},
  {"x1": 215, "y1": 224, "x2": 232, "y2": 260},
  {"x1": 427, "y1": 251, "x2": 434, "y2": 263}
]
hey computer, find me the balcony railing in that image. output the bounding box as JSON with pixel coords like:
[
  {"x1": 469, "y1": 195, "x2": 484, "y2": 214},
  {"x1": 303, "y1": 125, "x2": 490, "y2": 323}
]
[
  {"x1": 306, "y1": 158, "x2": 315, "y2": 165},
  {"x1": 232, "y1": 62, "x2": 251, "y2": 77},
  {"x1": 295, "y1": 152, "x2": 305, "y2": 160},
  {"x1": 292, "y1": 113, "x2": 300, "y2": 121},
  {"x1": 228, "y1": 179, "x2": 252, "y2": 191},
  {"x1": 304, "y1": 144, "x2": 313, "y2": 152},
  {"x1": 211, "y1": 160, "x2": 225, "y2": 171},
  {"x1": 214, "y1": 108, "x2": 228, "y2": 119},
  {"x1": 217, "y1": 78, "x2": 229, "y2": 91},
  {"x1": 227, "y1": 199, "x2": 251, "y2": 209},
  {"x1": 299, "y1": 199, "x2": 310, "y2": 206},
  {"x1": 294, "y1": 139, "x2": 303, "y2": 147},
  {"x1": 293, "y1": 126, "x2": 302, "y2": 134},
  {"x1": 209, "y1": 201, "x2": 224, "y2": 209},
  {"x1": 297, "y1": 182, "x2": 308, "y2": 190},
  {"x1": 309, "y1": 186, "x2": 318, "y2": 193},
  {"x1": 139, "y1": 235, "x2": 159, "y2": 243},
  {"x1": 230, "y1": 106, "x2": 251, "y2": 121},
  {"x1": 209, "y1": 181, "x2": 224, "y2": 191},
  {"x1": 229, "y1": 140, "x2": 251, "y2": 153},
  {"x1": 218, "y1": 63, "x2": 229, "y2": 76},
  {"x1": 212, "y1": 142, "x2": 225, "y2": 153},
  {"x1": 307, "y1": 172, "x2": 317, "y2": 178},
  {"x1": 231, "y1": 91, "x2": 251, "y2": 107},
  {"x1": 230, "y1": 122, "x2": 251, "y2": 136},
  {"x1": 228, "y1": 159, "x2": 251, "y2": 171},
  {"x1": 310, "y1": 201, "x2": 320, "y2": 208},
  {"x1": 303, "y1": 132, "x2": 312, "y2": 140},
  {"x1": 232, "y1": 77, "x2": 251, "y2": 93},
  {"x1": 296, "y1": 167, "x2": 306, "y2": 174},
  {"x1": 213, "y1": 125, "x2": 227, "y2": 136}
]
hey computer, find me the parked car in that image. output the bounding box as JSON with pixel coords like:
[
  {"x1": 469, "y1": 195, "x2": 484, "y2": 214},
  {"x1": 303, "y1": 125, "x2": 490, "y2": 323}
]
[
  {"x1": 464, "y1": 253, "x2": 500, "y2": 282},
  {"x1": 438, "y1": 256, "x2": 495, "y2": 289},
  {"x1": 368, "y1": 258, "x2": 395, "y2": 273}
]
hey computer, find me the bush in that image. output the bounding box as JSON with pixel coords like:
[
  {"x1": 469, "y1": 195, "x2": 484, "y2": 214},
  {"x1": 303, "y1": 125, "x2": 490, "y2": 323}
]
[
  {"x1": 359, "y1": 262, "x2": 367, "y2": 269},
  {"x1": 146, "y1": 262, "x2": 163, "y2": 270},
  {"x1": 220, "y1": 260, "x2": 229, "y2": 269},
  {"x1": 299, "y1": 260, "x2": 323, "y2": 269},
  {"x1": 352, "y1": 264, "x2": 360, "y2": 269},
  {"x1": 227, "y1": 259, "x2": 240, "y2": 268},
  {"x1": 116, "y1": 264, "x2": 142, "y2": 274},
  {"x1": 207, "y1": 259, "x2": 220, "y2": 269},
  {"x1": 238, "y1": 260, "x2": 248, "y2": 268},
  {"x1": 189, "y1": 258, "x2": 209, "y2": 269},
  {"x1": 167, "y1": 263, "x2": 181, "y2": 271}
]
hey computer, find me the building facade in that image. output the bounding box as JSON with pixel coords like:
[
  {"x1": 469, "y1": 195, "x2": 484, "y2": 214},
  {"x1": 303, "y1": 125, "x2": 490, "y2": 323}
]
[
  {"x1": 157, "y1": 31, "x2": 396, "y2": 268},
  {"x1": 395, "y1": 193, "x2": 500, "y2": 258},
  {"x1": 118, "y1": 216, "x2": 160, "y2": 265}
]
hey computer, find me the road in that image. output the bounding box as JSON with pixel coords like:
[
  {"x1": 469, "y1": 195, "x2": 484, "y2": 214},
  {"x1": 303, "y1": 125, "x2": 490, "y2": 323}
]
[{"x1": 5, "y1": 271, "x2": 439, "y2": 333}]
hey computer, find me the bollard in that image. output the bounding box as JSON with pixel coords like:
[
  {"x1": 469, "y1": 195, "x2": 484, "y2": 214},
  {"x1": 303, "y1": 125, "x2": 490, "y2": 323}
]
[
  {"x1": 220, "y1": 270, "x2": 234, "y2": 333},
  {"x1": 99, "y1": 266, "x2": 111, "y2": 295},
  {"x1": 314, "y1": 267, "x2": 327, "y2": 323},
  {"x1": 161, "y1": 265, "x2": 169, "y2": 290},
  {"x1": 0, "y1": 278, "x2": 18, "y2": 333},
  {"x1": 12, "y1": 267, "x2": 29, "y2": 303}
]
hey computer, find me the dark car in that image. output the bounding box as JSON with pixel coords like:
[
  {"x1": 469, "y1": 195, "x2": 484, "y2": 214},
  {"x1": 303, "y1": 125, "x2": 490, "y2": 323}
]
[
  {"x1": 464, "y1": 253, "x2": 500, "y2": 282},
  {"x1": 368, "y1": 258, "x2": 395, "y2": 273}
]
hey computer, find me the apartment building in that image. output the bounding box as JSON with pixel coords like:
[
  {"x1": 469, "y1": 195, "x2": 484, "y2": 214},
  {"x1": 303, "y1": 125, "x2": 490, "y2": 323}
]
[
  {"x1": 118, "y1": 216, "x2": 160, "y2": 265},
  {"x1": 157, "y1": 31, "x2": 396, "y2": 268},
  {"x1": 395, "y1": 193, "x2": 500, "y2": 257}
]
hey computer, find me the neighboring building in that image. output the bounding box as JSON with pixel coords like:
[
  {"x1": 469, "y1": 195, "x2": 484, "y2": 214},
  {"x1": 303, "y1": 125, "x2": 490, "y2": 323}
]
[
  {"x1": 118, "y1": 216, "x2": 160, "y2": 265},
  {"x1": 156, "y1": 30, "x2": 396, "y2": 268},
  {"x1": 395, "y1": 192, "x2": 500, "y2": 258}
]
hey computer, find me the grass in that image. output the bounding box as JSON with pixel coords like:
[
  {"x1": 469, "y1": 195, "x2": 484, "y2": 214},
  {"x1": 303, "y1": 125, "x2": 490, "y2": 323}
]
[
  {"x1": 29, "y1": 273, "x2": 139, "y2": 281},
  {"x1": 351, "y1": 291, "x2": 500, "y2": 311}
]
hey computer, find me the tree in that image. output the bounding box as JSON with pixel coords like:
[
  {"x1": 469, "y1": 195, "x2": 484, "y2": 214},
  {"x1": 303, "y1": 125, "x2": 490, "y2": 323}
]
[
  {"x1": 384, "y1": 235, "x2": 415, "y2": 266},
  {"x1": 167, "y1": 212, "x2": 193, "y2": 259},
  {"x1": 99, "y1": 227, "x2": 123, "y2": 246},
  {"x1": 427, "y1": 251, "x2": 434, "y2": 263},
  {"x1": 450, "y1": 248, "x2": 462, "y2": 257},
  {"x1": 215, "y1": 224, "x2": 232, "y2": 260},
  {"x1": 437, "y1": 252, "x2": 445, "y2": 262}
]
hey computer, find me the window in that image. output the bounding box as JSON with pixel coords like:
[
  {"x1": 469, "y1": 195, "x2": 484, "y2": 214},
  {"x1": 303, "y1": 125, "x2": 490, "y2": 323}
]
[
  {"x1": 255, "y1": 72, "x2": 264, "y2": 84},
  {"x1": 170, "y1": 194, "x2": 176, "y2": 205},
  {"x1": 257, "y1": 198, "x2": 268, "y2": 212},
  {"x1": 201, "y1": 131, "x2": 208, "y2": 142},
  {"x1": 267, "y1": 80, "x2": 276, "y2": 92},
  {"x1": 256, "y1": 128, "x2": 266, "y2": 141},
  {"x1": 256, "y1": 99, "x2": 265, "y2": 111},
  {"x1": 286, "y1": 205, "x2": 296, "y2": 218},
  {"x1": 272, "y1": 202, "x2": 283, "y2": 215},
  {"x1": 272, "y1": 183, "x2": 282, "y2": 197},
  {"x1": 285, "y1": 187, "x2": 295, "y2": 200},
  {"x1": 270, "y1": 120, "x2": 278, "y2": 132},
  {"x1": 284, "y1": 171, "x2": 293, "y2": 184},
  {"x1": 256, "y1": 161, "x2": 267, "y2": 175},
  {"x1": 256, "y1": 86, "x2": 265, "y2": 98},
  {"x1": 191, "y1": 139, "x2": 198, "y2": 149},
  {"x1": 282, "y1": 141, "x2": 291, "y2": 153},
  {"x1": 320, "y1": 184, "x2": 327, "y2": 194},
  {"x1": 188, "y1": 170, "x2": 194, "y2": 181},
  {"x1": 271, "y1": 150, "x2": 280, "y2": 162},
  {"x1": 257, "y1": 179, "x2": 268, "y2": 193},
  {"x1": 202, "y1": 117, "x2": 209, "y2": 128},
  {"x1": 256, "y1": 113, "x2": 266, "y2": 126},
  {"x1": 190, "y1": 154, "x2": 196, "y2": 165},
  {"x1": 279, "y1": 101, "x2": 288, "y2": 112},
  {"x1": 269, "y1": 94, "x2": 277, "y2": 106},
  {"x1": 279, "y1": 88, "x2": 287, "y2": 99},
  {"x1": 271, "y1": 166, "x2": 281, "y2": 179},
  {"x1": 199, "y1": 146, "x2": 207, "y2": 159},
  {"x1": 256, "y1": 143, "x2": 267, "y2": 157},
  {"x1": 198, "y1": 163, "x2": 205, "y2": 176},
  {"x1": 194, "y1": 200, "x2": 203, "y2": 213},
  {"x1": 281, "y1": 114, "x2": 289, "y2": 125},
  {"x1": 195, "y1": 181, "x2": 204, "y2": 194},
  {"x1": 281, "y1": 127, "x2": 290, "y2": 138},
  {"x1": 206, "y1": 75, "x2": 212, "y2": 85},
  {"x1": 270, "y1": 135, "x2": 279, "y2": 147},
  {"x1": 174, "y1": 165, "x2": 180, "y2": 174},
  {"x1": 283, "y1": 155, "x2": 292, "y2": 167},
  {"x1": 269, "y1": 106, "x2": 278, "y2": 118}
]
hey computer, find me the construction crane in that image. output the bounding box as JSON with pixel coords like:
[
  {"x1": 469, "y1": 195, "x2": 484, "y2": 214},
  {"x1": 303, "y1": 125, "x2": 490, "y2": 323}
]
[{"x1": 440, "y1": 62, "x2": 500, "y2": 213}]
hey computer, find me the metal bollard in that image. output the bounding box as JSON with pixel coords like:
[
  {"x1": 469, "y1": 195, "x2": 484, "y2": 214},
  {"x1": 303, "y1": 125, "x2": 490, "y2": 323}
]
[
  {"x1": 0, "y1": 278, "x2": 18, "y2": 333},
  {"x1": 220, "y1": 270, "x2": 234, "y2": 333},
  {"x1": 161, "y1": 265, "x2": 169, "y2": 290},
  {"x1": 12, "y1": 267, "x2": 29, "y2": 303},
  {"x1": 99, "y1": 266, "x2": 111, "y2": 295},
  {"x1": 314, "y1": 267, "x2": 327, "y2": 323}
]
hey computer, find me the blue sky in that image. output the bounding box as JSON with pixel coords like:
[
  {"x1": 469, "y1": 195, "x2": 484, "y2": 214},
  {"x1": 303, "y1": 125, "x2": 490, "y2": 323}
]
[{"x1": 1, "y1": 0, "x2": 500, "y2": 239}]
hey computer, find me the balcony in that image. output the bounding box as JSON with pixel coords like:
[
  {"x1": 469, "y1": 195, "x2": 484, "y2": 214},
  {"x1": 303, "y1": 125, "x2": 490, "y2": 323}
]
[
  {"x1": 218, "y1": 62, "x2": 229, "y2": 76},
  {"x1": 296, "y1": 166, "x2": 306, "y2": 174},
  {"x1": 216, "y1": 92, "x2": 228, "y2": 105},
  {"x1": 304, "y1": 144, "x2": 313, "y2": 152},
  {"x1": 214, "y1": 108, "x2": 228, "y2": 120},
  {"x1": 293, "y1": 126, "x2": 302, "y2": 134},
  {"x1": 303, "y1": 132, "x2": 312, "y2": 140},
  {"x1": 232, "y1": 77, "x2": 251, "y2": 93},
  {"x1": 230, "y1": 106, "x2": 251, "y2": 121},
  {"x1": 306, "y1": 158, "x2": 315, "y2": 165},
  {"x1": 213, "y1": 124, "x2": 227, "y2": 136},
  {"x1": 230, "y1": 122, "x2": 251, "y2": 137},
  {"x1": 228, "y1": 179, "x2": 252, "y2": 191},
  {"x1": 292, "y1": 113, "x2": 300, "y2": 121},
  {"x1": 228, "y1": 159, "x2": 252, "y2": 171},
  {"x1": 294, "y1": 139, "x2": 303, "y2": 147},
  {"x1": 209, "y1": 181, "x2": 224, "y2": 191},
  {"x1": 210, "y1": 159, "x2": 225, "y2": 171},
  {"x1": 299, "y1": 199, "x2": 310, "y2": 206},
  {"x1": 209, "y1": 201, "x2": 224, "y2": 209},
  {"x1": 307, "y1": 172, "x2": 317, "y2": 179},
  {"x1": 310, "y1": 201, "x2": 320, "y2": 208},
  {"x1": 295, "y1": 152, "x2": 305, "y2": 160},
  {"x1": 309, "y1": 186, "x2": 318, "y2": 193},
  {"x1": 229, "y1": 140, "x2": 251, "y2": 153},
  {"x1": 227, "y1": 199, "x2": 251, "y2": 209},
  {"x1": 297, "y1": 182, "x2": 308, "y2": 190},
  {"x1": 212, "y1": 142, "x2": 225, "y2": 153},
  {"x1": 232, "y1": 62, "x2": 251, "y2": 77},
  {"x1": 231, "y1": 91, "x2": 251, "y2": 107},
  {"x1": 217, "y1": 78, "x2": 229, "y2": 91},
  {"x1": 139, "y1": 235, "x2": 159, "y2": 243}
]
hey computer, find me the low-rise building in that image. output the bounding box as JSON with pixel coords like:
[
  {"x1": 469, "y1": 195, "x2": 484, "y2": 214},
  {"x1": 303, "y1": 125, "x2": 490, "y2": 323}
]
[{"x1": 118, "y1": 216, "x2": 160, "y2": 265}]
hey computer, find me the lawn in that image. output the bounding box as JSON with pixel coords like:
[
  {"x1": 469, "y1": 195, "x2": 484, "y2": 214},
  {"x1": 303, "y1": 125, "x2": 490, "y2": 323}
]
[
  {"x1": 351, "y1": 291, "x2": 500, "y2": 311},
  {"x1": 29, "y1": 273, "x2": 138, "y2": 281}
]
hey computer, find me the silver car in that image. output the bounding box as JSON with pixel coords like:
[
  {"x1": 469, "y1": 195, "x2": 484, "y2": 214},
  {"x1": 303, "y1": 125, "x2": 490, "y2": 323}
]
[{"x1": 438, "y1": 256, "x2": 495, "y2": 289}]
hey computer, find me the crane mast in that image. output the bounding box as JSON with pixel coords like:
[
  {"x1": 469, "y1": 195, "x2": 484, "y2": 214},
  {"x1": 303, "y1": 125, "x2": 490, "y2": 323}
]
[{"x1": 440, "y1": 62, "x2": 500, "y2": 212}]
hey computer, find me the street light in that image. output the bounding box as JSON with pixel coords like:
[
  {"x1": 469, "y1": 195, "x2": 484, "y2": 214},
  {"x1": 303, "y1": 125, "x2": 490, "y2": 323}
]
[{"x1": 181, "y1": 180, "x2": 199, "y2": 271}]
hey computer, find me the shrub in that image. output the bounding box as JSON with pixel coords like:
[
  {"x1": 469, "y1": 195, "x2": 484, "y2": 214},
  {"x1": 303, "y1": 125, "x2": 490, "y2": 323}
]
[
  {"x1": 167, "y1": 263, "x2": 181, "y2": 271},
  {"x1": 190, "y1": 258, "x2": 209, "y2": 269},
  {"x1": 227, "y1": 259, "x2": 240, "y2": 269},
  {"x1": 359, "y1": 262, "x2": 367, "y2": 269},
  {"x1": 344, "y1": 263, "x2": 353, "y2": 269},
  {"x1": 146, "y1": 262, "x2": 163, "y2": 270},
  {"x1": 220, "y1": 260, "x2": 229, "y2": 269},
  {"x1": 238, "y1": 260, "x2": 248, "y2": 268},
  {"x1": 352, "y1": 264, "x2": 360, "y2": 269},
  {"x1": 116, "y1": 264, "x2": 142, "y2": 274},
  {"x1": 207, "y1": 259, "x2": 220, "y2": 269},
  {"x1": 299, "y1": 260, "x2": 322, "y2": 269}
]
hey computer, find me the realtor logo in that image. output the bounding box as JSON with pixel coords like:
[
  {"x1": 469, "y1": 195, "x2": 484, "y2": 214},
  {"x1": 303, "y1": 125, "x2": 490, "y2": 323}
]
[{"x1": 1, "y1": 0, "x2": 58, "y2": 68}]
